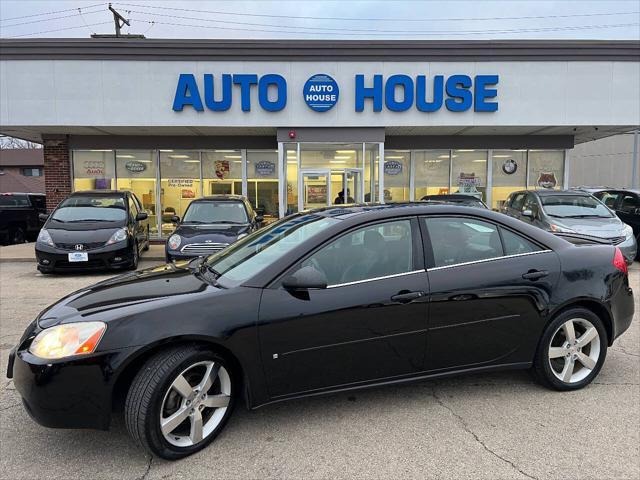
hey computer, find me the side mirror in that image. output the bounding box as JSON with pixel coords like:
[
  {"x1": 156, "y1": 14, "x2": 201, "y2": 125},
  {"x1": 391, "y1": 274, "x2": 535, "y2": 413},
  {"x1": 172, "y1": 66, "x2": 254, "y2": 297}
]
[
  {"x1": 282, "y1": 265, "x2": 328, "y2": 290},
  {"x1": 634, "y1": 207, "x2": 640, "y2": 216},
  {"x1": 254, "y1": 215, "x2": 264, "y2": 224},
  {"x1": 522, "y1": 209, "x2": 535, "y2": 219},
  {"x1": 136, "y1": 212, "x2": 148, "y2": 221},
  {"x1": 255, "y1": 207, "x2": 266, "y2": 215},
  {"x1": 38, "y1": 213, "x2": 49, "y2": 222},
  {"x1": 171, "y1": 215, "x2": 180, "y2": 224}
]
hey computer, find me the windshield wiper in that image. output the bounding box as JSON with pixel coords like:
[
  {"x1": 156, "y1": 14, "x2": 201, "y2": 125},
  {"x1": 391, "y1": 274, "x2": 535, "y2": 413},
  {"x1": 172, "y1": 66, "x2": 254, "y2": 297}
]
[
  {"x1": 65, "y1": 219, "x2": 114, "y2": 222},
  {"x1": 547, "y1": 214, "x2": 570, "y2": 218},
  {"x1": 564, "y1": 214, "x2": 610, "y2": 218}
]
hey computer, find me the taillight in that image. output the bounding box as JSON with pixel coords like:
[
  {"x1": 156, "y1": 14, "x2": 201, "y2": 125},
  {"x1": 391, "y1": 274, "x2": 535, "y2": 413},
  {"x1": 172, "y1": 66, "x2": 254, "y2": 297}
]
[{"x1": 613, "y1": 247, "x2": 628, "y2": 275}]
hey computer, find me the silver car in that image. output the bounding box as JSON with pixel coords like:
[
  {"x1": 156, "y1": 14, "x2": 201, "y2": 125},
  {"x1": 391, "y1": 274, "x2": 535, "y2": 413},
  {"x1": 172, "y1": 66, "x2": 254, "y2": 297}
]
[{"x1": 502, "y1": 190, "x2": 637, "y2": 263}]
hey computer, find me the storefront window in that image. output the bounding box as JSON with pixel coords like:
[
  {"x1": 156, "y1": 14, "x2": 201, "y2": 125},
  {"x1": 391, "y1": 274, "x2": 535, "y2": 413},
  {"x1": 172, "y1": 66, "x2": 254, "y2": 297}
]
[
  {"x1": 414, "y1": 150, "x2": 451, "y2": 200},
  {"x1": 160, "y1": 150, "x2": 201, "y2": 236},
  {"x1": 246, "y1": 150, "x2": 279, "y2": 223},
  {"x1": 528, "y1": 150, "x2": 565, "y2": 190},
  {"x1": 451, "y1": 149, "x2": 488, "y2": 201},
  {"x1": 116, "y1": 150, "x2": 158, "y2": 235},
  {"x1": 202, "y1": 150, "x2": 242, "y2": 197},
  {"x1": 284, "y1": 143, "x2": 298, "y2": 215},
  {"x1": 72, "y1": 150, "x2": 115, "y2": 191},
  {"x1": 491, "y1": 150, "x2": 527, "y2": 210},
  {"x1": 383, "y1": 150, "x2": 410, "y2": 202}
]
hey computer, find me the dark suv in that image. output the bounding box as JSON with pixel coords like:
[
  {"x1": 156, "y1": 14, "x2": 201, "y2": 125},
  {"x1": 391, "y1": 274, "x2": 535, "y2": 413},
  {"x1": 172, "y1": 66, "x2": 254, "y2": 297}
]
[
  {"x1": 35, "y1": 190, "x2": 150, "y2": 272},
  {"x1": 0, "y1": 192, "x2": 46, "y2": 244}
]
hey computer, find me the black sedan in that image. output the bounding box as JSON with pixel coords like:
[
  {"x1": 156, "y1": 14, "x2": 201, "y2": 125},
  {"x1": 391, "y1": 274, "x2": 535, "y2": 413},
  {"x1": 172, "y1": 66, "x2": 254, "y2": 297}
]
[
  {"x1": 35, "y1": 190, "x2": 149, "y2": 272},
  {"x1": 165, "y1": 195, "x2": 262, "y2": 262},
  {"x1": 8, "y1": 204, "x2": 634, "y2": 460}
]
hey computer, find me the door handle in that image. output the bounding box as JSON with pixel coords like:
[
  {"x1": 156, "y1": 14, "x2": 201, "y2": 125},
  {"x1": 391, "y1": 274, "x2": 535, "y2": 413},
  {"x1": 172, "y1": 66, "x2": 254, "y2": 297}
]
[
  {"x1": 391, "y1": 291, "x2": 425, "y2": 303},
  {"x1": 522, "y1": 270, "x2": 549, "y2": 280}
]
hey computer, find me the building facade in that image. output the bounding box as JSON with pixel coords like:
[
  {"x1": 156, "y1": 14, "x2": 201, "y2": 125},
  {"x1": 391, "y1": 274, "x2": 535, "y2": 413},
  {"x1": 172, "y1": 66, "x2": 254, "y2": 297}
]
[
  {"x1": 0, "y1": 148, "x2": 45, "y2": 193},
  {"x1": 1, "y1": 39, "x2": 638, "y2": 238}
]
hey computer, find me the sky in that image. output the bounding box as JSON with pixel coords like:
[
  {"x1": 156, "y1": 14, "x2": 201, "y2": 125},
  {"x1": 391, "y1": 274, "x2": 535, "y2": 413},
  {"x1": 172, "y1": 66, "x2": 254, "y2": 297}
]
[{"x1": 0, "y1": 0, "x2": 639, "y2": 40}]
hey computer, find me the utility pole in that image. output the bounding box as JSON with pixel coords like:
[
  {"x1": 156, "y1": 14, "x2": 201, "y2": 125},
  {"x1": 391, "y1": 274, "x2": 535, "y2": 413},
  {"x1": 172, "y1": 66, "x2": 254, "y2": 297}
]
[
  {"x1": 108, "y1": 3, "x2": 130, "y2": 37},
  {"x1": 91, "y1": 3, "x2": 145, "y2": 38}
]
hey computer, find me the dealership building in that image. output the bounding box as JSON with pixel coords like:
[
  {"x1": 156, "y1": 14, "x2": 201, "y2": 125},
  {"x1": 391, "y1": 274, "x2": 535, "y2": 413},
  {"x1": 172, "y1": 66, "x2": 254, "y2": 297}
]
[{"x1": 0, "y1": 39, "x2": 638, "y2": 238}]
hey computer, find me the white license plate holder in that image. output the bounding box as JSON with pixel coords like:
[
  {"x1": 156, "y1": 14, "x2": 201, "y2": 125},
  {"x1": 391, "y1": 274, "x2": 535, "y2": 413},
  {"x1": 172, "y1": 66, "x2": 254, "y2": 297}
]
[{"x1": 68, "y1": 252, "x2": 89, "y2": 262}]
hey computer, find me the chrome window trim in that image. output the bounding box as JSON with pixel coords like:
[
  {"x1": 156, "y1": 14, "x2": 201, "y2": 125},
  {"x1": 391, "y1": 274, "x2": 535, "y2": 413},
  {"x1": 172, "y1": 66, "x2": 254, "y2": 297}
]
[
  {"x1": 327, "y1": 269, "x2": 425, "y2": 289},
  {"x1": 427, "y1": 249, "x2": 553, "y2": 272}
]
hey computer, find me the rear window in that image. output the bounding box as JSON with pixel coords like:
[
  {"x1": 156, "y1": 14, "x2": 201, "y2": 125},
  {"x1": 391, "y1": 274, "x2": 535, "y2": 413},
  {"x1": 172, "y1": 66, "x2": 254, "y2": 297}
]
[{"x1": 0, "y1": 194, "x2": 29, "y2": 206}]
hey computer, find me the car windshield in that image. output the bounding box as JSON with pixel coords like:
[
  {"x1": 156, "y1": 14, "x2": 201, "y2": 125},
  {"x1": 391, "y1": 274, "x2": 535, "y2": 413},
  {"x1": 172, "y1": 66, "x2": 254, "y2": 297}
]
[
  {"x1": 540, "y1": 194, "x2": 613, "y2": 218},
  {"x1": 51, "y1": 195, "x2": 127, "y2": 222},
  {"x1": 205, "y1": 213, "x2": 339, "y2": 285},
  {"x1": 183, "y1": 201, "x2": 248, "y2": 224}
]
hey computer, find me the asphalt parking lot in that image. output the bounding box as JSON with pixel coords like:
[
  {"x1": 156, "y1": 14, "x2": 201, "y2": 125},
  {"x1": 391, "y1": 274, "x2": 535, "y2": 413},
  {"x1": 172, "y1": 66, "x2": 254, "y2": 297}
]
[{"x1": 0, "y1": 260, "x2": 638, "y2": 480}]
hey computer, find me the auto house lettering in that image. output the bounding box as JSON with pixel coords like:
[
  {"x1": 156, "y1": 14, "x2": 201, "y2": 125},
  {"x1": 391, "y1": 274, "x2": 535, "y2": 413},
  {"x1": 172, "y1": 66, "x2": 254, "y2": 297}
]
[{"x1": 172, "y1": 73, "x2": 499, "y2": 113}]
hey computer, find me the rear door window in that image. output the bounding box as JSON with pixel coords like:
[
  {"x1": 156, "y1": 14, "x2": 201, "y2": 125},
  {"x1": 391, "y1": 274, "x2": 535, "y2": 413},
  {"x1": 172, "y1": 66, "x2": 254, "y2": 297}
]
[
  {"x1": 424, "y1": 217, "x2": 503, "y2": 267},
  {"x1": 619, "y1": 193, "x2": 640, "y2": 213},
  {"x1": 500, "y1": 228, "x2": 542, "y2": 255},
  {"x1": 510, "y1": 193, "x2": 526, "y2": 211},
  {"x1": 595, "y1": 191, "x2": 620, "y2": 210}
]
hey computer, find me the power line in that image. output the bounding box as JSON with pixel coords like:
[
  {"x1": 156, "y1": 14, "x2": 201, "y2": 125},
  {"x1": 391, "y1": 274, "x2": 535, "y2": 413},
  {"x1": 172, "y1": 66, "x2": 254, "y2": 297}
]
[
  {"x1": 3, "y1": 21, "x2": 113, "y2": 38},
  {"x1": 0, "y1": 2, "x2": 107, "y2": 23},
  {"x1": 130, "y1": 17, "x2": 640, "y2": 36},
  {"x1": 1, "y1": 8, "x2": 105, "y2": 29},
  {"x1": 116, "y1": 2, "x2": 640, "y2": 23}
]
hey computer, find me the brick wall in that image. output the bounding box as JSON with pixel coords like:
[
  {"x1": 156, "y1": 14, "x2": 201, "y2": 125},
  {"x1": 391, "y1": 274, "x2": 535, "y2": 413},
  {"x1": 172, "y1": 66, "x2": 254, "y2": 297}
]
[{"x1": 43, "y1": 136, "x2": 71, "y2": 212}]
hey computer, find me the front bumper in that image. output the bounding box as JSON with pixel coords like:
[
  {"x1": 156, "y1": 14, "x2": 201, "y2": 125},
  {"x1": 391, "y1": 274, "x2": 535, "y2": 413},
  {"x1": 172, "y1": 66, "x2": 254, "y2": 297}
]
[
  {"x1": 36, "y1": 243, "x2": 133, "y2": 272},
  {"x1": 7, "y1": 346, "x2": 135, "y2": 430}
]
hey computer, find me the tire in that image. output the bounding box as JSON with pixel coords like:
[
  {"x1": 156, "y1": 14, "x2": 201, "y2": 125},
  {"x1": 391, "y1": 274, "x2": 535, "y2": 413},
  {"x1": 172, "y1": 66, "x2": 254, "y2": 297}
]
[
  {"x1": 129, "y1": 241, "x2": 139, "y2": 270},
  {"x1": 532, "y1": 307, "x2": 607, "y2": 391},
  {"x1": 143, "y1": 227, "x2": 150, "y2": 251},
  {"x1": 8, "y1": 226, "x2": 25, "y2": 245},
  {"x1": 125, "y1": 345, "x2": 235, "y2": 460}
]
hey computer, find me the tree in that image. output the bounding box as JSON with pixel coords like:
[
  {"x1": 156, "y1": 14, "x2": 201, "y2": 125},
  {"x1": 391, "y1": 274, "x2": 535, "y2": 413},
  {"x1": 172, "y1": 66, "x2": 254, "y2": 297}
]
[{"x1": 0, "y1": 135, "x2": 42, "y2": 149}]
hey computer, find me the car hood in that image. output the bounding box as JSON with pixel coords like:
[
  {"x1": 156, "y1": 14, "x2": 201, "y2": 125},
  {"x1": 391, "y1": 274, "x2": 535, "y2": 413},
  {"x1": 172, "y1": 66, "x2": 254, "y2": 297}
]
[
  {"x1": 173, "y1": 223, "x2": 250, "y2": 242},
  {"x1": 550, "y1": 216, "x2": 625, "y2": 238},
  {"x1": 46, "y1": 218, "x2": 126, "y2": 232},
  {"x1": 36, "y1": 260, "x2": 217, "y2": 327},
  {"x1": 47, "y1": 226, "x2": 123, "y2": 245}
]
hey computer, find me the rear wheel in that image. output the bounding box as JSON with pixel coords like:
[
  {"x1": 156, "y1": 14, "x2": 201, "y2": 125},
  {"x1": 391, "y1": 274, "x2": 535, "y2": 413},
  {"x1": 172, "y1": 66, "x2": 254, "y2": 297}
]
[
  {"x1": 125, "y1": 346, "x2": 234, "y2": 460},
  {"x1": 8, "y1": 226, "x2": 25, "y2": 244},
  {"x1": 129, "y1": 241, "x2": 139, "y2": 270},
  {"x1": 532, "y1": 308, "x2": 607, "y2": 390},
  {"x1": 143, "y1": 227, "x2": 150, "y2": 251}
]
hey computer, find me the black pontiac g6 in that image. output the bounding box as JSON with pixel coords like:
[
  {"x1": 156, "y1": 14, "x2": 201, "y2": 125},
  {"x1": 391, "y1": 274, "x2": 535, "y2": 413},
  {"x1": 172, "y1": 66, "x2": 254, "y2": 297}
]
[{"x1": 8, "y1": 204, "x2": 634, "y2": 459}]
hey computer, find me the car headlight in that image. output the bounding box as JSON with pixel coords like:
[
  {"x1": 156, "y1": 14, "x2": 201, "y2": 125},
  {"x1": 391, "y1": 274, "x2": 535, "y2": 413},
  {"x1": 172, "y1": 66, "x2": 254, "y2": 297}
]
[
  {"x1": 168, "y1": 234, "x2": 181, "y2": 250},
  {"x1": 550, "y1": 224, "x2": 575, "y2": 233},
  {"x1": 36, "y1": 228, "x2": 54, "y2": 247},
  {"x1": 106, "y1": 227, "x2": 128, "y2": 245},
  {"x1": 29, "y1": 321, "x2": 106, "y2": 360}
]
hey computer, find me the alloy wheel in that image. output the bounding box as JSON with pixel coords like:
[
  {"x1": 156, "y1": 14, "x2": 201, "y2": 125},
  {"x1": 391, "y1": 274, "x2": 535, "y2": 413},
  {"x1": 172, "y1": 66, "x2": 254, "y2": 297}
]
[
  {"x1": 548, "y1": 318, "x2": 601, "y2": 384},
  {"x1": 160, "y1": 361, "x2": 231, "y2": 447}
]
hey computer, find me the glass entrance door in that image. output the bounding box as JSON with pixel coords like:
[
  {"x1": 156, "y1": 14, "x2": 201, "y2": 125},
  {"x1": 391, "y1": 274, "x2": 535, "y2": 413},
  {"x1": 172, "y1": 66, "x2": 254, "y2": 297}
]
[
  {"x1": 300, "y1": 169, "x2": 331, "y2": 211},
  {"x1": 335, "y1": 168, "x2": 361, "y2": 205}
]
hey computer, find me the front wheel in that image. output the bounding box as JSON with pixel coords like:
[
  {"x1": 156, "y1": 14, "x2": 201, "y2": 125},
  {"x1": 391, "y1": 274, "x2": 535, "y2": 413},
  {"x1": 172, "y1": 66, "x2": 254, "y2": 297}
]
[
  {"x1": 125, "y1": 346, "x2": 235, "y2": 459},
  {"x1": 532, "y1": 308, "x2": 607, "y2": 391},
  {"x1": 129, "y1": 241, "x2": 139, "y2": 270}
]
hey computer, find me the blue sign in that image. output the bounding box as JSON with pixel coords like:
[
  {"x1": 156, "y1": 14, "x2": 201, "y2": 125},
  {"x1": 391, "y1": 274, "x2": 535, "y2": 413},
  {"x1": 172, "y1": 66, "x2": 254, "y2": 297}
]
[
  {"x1": 172, "y1": 73, "x2": 497, "y2": 113},
  {"x1": 303, "y1": 74, "x2": 339, "y2": 112}
]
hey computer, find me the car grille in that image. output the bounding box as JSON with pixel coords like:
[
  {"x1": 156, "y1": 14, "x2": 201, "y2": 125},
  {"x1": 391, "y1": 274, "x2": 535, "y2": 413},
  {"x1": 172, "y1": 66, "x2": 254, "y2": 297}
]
[
  {"x1": 606, "y1": 236, "x2": 625, "y2": 245},
  {"x1": 55, "y1": 241, "x2": 105, "y2": 251},
  {"x1": 181, "y1": 242, "x2": 230, "y2": 255}
]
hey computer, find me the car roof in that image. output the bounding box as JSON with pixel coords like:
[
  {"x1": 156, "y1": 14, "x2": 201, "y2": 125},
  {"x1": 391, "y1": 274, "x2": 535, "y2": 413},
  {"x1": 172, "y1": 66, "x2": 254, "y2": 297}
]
[
  {"x1": 422, "y1": 194, "x2": 482, "y2": 201},
  {"x1": 194, "y1": 195, "x2": 246, "y2": 202},
  {"x1": 70, "y1": 190, "x2": 127, "y2": 196}
]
